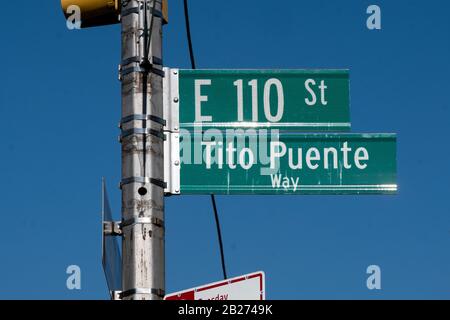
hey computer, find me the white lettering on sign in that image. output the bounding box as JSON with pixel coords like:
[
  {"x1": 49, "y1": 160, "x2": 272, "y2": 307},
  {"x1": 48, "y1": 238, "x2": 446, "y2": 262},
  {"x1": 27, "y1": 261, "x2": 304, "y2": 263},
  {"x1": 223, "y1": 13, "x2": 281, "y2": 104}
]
[
  {"x1": 270, "y1": 174, "x2": 300, "y2": 192},
  {"x1": 239, "y1": 148, "x2": 255, "y2": 170},
  {"x1": 269, "y1": 141, "x2": 368, "y2": 171},
  {"x1": 203, "y1": 141, "x2": 256, "y2": 170},
  {"x1": 202, "y1": 141, "x2": 216, "y2": 169},
  {"x1": 288, "y1": 148, "x2": 302, "y2": 169},
  {"x1": 263, "y1": 78, "x2": 284, "y2": 122},
  {"x1": 249, "y1": 80, "x2": 259, "y2": 121},
  {"x1": 199, "y1": 77, "x2": 335, "y2": 124},
  {"x1": 234, "y1": 79, "x2": 285, "y2": 122},
  {"x1": 195, "y1": 79, "x2": 212, "y2": 122},
  {"x1": 235, "y1": 80, "x2": 260, "y2": 122},
  {"x1": 270, "y1": 141, "x2": 287, "y2": 170},
  {"x1": 355, "y1": 147, "x2": 369, "y2": 169},
  {"x1": 234, "y1": 79, "x2": 245, "y2": 121},
  {"x1": 199, "y1": 135, "x2": 370, "y2": 173},
  {"x1": 306, "y1": 147, "x2": 320, "y2": 170},
  {"x1": 324, "y1": 148, "x2": 338, "y2": 169},
  {"x1": 341, "y1": 141, "x2": 352, "y2": 169},
  {"x1": 227, "y1": 142, "x2": 237, "y2": 169},
  {"x1": 305, "y1": 79, "x2": 328, "y2": 106}
]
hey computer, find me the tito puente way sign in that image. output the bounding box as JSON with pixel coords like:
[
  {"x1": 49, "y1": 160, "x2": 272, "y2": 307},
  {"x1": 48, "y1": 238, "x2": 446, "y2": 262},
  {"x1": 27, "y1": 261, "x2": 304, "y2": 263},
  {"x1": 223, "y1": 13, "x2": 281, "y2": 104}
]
[
  {"x1": 163, "y1": 69, "x2": 397, "y2": 196},
  {"x1": 170, "y1": 132, "x2": 396, "y2": 195}
]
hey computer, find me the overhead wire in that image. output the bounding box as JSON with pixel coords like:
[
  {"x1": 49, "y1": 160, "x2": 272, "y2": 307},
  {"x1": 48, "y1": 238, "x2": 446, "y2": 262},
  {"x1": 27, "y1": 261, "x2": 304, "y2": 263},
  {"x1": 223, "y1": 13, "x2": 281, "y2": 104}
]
[{"x1": 183, "y1": 0, "x2": 228, "y2": 280}]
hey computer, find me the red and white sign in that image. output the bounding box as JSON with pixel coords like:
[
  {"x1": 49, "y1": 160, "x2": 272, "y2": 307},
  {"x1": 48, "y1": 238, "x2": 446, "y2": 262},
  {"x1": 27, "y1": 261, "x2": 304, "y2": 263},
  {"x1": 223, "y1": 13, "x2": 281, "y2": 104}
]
[{"x1": 164, "y1": 271, "x2": 265, "y2": 301}]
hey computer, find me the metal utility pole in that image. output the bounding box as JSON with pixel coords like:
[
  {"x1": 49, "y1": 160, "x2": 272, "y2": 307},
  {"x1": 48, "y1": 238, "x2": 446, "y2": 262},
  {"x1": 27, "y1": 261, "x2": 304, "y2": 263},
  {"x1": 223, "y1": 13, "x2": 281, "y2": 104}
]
[{"x1": 119, "y1": 0, "x2": 165, "y2": 300}]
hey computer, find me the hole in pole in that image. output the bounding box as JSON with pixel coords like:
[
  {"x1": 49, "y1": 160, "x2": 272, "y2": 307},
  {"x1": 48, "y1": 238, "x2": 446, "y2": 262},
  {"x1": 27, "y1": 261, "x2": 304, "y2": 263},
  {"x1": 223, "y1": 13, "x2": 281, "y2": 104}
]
[{"x1": 138, "y1": 187, "x2": 148, "y2": 196}]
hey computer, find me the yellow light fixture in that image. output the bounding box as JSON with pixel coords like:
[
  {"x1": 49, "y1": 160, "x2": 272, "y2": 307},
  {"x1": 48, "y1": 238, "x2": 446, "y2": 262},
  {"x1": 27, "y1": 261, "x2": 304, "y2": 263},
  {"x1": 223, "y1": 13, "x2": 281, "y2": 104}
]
[{"x1": 61, "y1": 0, "x2": 168, "y2": 28}]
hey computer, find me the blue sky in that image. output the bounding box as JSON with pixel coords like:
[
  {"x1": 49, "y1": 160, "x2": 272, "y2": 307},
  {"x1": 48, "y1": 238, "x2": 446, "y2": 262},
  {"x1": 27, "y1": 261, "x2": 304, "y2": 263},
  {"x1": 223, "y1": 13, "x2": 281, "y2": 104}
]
[{"x1": 1, "y1": 0, "x2": 450, "y2": 299}]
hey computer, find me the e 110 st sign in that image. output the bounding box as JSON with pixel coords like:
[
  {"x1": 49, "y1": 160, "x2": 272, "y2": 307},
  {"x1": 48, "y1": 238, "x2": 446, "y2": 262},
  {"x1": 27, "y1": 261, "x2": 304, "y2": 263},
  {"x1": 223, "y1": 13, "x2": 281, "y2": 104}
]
[
  {"x1": 168, "y1": 132, "x2": 397, "y2": 195},
  {"x1": 165, "y1": 69, "x2": 350, "y2": 132}
]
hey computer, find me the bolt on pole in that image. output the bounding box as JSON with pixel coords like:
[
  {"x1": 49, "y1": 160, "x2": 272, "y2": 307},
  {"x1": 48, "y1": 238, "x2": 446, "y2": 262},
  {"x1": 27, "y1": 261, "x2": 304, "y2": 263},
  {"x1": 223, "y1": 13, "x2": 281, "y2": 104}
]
[{"x1": 120, "y1": 0, "x2": 165, "y2": 300}]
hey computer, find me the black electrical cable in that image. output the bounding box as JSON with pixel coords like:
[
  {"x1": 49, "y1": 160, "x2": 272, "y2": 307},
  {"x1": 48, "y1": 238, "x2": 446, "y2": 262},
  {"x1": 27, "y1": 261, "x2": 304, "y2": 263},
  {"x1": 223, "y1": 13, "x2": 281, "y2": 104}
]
[
  {"x1": 183, "y1": 0, "x2": 228, "y2": 280},
  {"x1": 211, "y1": 194, "x2": 228, "y2": 280},
  {"x1": 146, "y1": 0, "x2": 158, "y2": 59},
  {"x1": 143, "y1": 1, "x2": 150, "y2": 59},
  {"x1": 183, "y1": 0, "x2": 196, "y2": 69}
]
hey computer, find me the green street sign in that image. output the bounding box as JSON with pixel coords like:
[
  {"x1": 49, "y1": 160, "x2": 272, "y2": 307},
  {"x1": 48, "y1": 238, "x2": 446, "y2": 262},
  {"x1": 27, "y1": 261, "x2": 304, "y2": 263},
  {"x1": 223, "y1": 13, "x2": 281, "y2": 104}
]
[
  {"x1": 174, "y1": 132, "x2": 396, "y2": 195},
  {"x1": 171, "y1": 69, "x2": 350, "y2": 132}
]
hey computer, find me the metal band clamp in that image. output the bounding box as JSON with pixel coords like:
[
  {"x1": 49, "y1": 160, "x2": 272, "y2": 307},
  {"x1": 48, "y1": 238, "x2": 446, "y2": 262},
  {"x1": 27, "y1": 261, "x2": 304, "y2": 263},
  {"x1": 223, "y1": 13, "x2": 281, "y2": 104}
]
[
  {"x1": 119, "y1": 288, "x2": 165, "y2": 299},
  {"x1": 122, "y1": 6, "x2": 163, "y2": 18},
  {"x1": 120, "y1": 114, "x2": 166, "y2": 127},
  {"x1": 122, "y1": 56, "x2": 163, "y2": 67},
  {"x1": 120, "y1": 66, "x2": 165, "y2": 78},
  {"x1": 103, "y1": 221, "x2": 123, "y2": 236},
  {"x1": 121, "y1": 7, "x2": 139, "y2": 18},
  {"x1": 121, "y1": 217, "x2": 165, "y2": 228},
  {"x1": 120, "y1": 176, "x2": 167, "y2": 189},
  {"x1": 120, "y1": 128, "x2": 166, "y2": 140}
]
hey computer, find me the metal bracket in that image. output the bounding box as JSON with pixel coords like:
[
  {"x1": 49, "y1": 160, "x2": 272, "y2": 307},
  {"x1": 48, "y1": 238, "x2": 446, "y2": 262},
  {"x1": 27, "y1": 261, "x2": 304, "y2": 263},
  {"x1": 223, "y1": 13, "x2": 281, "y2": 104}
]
[
  {"x1": 103, "y1": 221, "x2": 122, "y2": 236},
  {"x1": 122, "y1": 56, "x2": 163, "y2": 67},
  {"x1": 121, "y1": 1, "x2": 168, "y2": 24},
  {"x1": 120, "y1": 128, "x2": 166, "y2": 141},
  {"x1": 121, "y1": 5, "x2": 163, "y2": 18},
  {"x1": 149, "y1": 7, "x2": 163, "y2": 19},
  {"x1": 120, "y1": 114, "x2": 166, "y2": 128},
  {"x1": 162, "y1": 68, "x2": 180, "y2": 133},
  {"x1": 120, "y1": 65, "x2": 165, "y2": 79},
  {"x1": 111, "y1": 291, "x2": 122, "y2": 301},
  {"x1": 162, "y1": 68, "x2": 180, "y2": 195},
  {"x1": 121, "y1": 7, "x2": 139, "y2": 18},
  {"x1": 119, "y1": 288, "x2": 165, "y2": 299},
  {"x1": 152, "y1": 56, "x2": 163, "y2": 66},
  {"x1": 120, "y1": 176, "x2": 167, "y2": 189},
  {"x1": 164, "y1": 132, "x2": 181, "y2": 195},
  {"x1": 122, "y1": 217, "x2": 165, "y2": 229}
]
